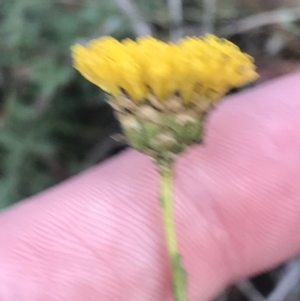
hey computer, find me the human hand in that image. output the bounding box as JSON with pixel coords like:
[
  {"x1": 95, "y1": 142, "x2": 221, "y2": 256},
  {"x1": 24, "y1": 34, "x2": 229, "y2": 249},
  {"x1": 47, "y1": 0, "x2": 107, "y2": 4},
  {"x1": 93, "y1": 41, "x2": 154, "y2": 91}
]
[{"x1": 1, "y1": 72, "x2": 300, "y2": 301}]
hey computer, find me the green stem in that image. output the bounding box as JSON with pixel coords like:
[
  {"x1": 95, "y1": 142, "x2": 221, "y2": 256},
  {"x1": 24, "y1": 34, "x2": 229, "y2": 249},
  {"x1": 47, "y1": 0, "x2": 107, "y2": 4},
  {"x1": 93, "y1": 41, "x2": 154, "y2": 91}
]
[{"x1": 159, "y1": 163, "x2": 187, "y2": 301}]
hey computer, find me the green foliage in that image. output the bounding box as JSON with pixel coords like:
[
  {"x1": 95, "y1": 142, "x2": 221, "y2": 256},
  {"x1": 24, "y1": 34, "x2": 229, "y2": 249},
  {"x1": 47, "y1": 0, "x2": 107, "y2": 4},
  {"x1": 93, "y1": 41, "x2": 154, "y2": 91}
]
[{"x1": 0, "y1": 0, "x2": 133, "y2": 208}]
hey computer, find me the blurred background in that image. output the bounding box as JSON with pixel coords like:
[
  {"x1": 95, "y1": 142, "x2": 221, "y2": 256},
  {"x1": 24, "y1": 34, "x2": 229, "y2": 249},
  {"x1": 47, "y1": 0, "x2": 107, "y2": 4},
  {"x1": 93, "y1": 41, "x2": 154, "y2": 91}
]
[{"x1": 1, "y1": 0, "x2": 300, "y2": 300}]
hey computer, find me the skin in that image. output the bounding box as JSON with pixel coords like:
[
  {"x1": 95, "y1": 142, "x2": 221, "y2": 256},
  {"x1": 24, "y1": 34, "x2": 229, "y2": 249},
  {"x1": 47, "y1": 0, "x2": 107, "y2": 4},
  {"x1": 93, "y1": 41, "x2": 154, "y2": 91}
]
[{"x1": 0, "y1": 72, "x2": 300, "y2": 301}]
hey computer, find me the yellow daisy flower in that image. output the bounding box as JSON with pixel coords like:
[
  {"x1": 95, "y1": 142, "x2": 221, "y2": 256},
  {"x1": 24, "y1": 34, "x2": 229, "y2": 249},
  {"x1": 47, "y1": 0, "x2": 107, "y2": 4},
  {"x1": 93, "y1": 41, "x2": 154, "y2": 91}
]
[
  {"x1": 71, "y1": 34, "x2": 259, "y2": 301},
  {"x1": 71, "y1": 34, "x2": 258, "y2": 163}
]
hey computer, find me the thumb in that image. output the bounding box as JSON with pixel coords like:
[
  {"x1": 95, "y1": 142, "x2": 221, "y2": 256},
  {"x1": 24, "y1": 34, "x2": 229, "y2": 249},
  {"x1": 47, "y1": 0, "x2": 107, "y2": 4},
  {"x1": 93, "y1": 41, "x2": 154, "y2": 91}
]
[{"x1": 0, "y1": 72, "x2": 300, "y2": 301}]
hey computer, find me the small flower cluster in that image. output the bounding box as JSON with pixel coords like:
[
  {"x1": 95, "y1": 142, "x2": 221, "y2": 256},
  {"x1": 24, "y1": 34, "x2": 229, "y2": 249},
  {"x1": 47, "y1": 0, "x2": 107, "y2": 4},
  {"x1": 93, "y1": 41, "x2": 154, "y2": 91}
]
[
  {"x1": 72, "y1": 35, "x2": 258, "y2": 163},
  {"x1": 71, "y1": 35, "x2": 257, "y2": 105}
]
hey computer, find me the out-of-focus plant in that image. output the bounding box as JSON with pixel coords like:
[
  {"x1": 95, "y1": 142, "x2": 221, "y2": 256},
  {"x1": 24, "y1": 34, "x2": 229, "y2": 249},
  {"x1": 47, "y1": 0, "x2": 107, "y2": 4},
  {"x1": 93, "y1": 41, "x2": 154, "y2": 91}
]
[
  {"x1": 0, "y1": 0, "x2": 138, "y2": 209},
  {"x1": 71, "y1": 33, "x2": 258, "y2": 301}
]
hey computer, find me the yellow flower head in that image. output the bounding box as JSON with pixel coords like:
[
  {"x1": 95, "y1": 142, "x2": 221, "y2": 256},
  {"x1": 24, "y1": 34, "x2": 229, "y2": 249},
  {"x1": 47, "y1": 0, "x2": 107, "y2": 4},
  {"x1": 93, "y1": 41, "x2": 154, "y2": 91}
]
[
  {"x1": 71, "y1": 35, "x2": 259, "y2": 162},
  {"x1": 71, "y1": 34, "x2": 258, "y2": 104}
]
